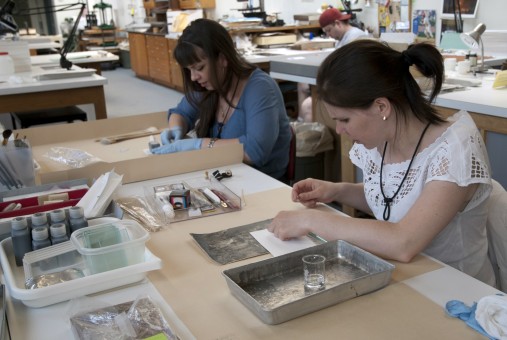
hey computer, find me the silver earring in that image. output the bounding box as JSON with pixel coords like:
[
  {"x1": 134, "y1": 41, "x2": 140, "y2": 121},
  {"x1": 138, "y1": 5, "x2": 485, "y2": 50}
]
[{"x1": 382, "y1": 116, "x2": 387, "y2": 121}]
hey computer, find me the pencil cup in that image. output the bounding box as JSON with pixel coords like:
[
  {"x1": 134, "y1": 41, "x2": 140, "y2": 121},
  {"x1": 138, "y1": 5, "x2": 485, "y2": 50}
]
[
  {"x1": 302, "y1": 254, "x2": 326, "y2": 292},
  {"x1": 444, "y1": 58, "x2": 457, "y2": 73},
  {"x1": 0, "y1": 140, "x2": 35, "y2": 191}
]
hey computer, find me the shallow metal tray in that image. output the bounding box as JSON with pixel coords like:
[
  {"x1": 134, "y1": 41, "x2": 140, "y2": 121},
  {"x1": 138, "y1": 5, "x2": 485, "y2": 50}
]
[{"x1": 222, "y1": 240, "x2": 395, "y2": 324}]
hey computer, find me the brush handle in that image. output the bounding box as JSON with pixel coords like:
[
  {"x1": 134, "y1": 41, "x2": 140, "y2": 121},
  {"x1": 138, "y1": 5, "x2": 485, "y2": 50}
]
[{"x1": 98, "y1": 128, "x2": 160, "y2": 145}]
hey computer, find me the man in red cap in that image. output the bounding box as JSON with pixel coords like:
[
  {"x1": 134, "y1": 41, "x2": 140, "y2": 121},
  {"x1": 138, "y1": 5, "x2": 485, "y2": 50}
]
[
  {"x1": 297, "y1": 7, "x2": 368, "y2": 122},
  {"x1": 319, "y1": 7, "x2": 367, "y2": 48}
]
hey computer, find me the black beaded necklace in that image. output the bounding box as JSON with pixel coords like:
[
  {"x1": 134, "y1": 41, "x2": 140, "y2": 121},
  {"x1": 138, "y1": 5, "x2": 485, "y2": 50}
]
[
  {"x1": 379, "y1": 122, "x2": 431, "y2": 221},
  {"x1": 215, "y1": 79, "x2": 240, "y2": 139}
]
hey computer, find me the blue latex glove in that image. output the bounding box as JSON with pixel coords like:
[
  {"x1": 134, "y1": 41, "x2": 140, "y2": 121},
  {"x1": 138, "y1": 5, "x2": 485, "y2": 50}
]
[
  {"x1": 160, "y1": 127, "x2": 184, "y2": 145},
  {"x1": 445, "y1": 300, "x2": 494, "y2": 339},
  {"x1": 151, "y1": 138, "x2": 202, "y2": 154}
]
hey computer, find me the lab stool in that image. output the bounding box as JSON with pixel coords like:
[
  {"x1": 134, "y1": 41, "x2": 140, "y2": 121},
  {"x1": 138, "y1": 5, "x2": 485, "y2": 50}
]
[{"x1": 11, "y1": 106, "x2": 87, "y2": 129}]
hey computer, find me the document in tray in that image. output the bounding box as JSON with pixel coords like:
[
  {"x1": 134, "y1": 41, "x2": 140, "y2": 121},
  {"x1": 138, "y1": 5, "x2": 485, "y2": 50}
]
[
  {"x1": 190, "y1": 219, "x2": 271, "y2": 265},
  {"x1": 250, "y1": 229, "x2": 316, "y2": 257}
]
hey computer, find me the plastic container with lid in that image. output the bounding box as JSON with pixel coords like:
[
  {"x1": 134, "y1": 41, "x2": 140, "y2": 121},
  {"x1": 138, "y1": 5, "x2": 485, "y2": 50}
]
[
  {"x1": 70, "y1": 220, "x2": 149, "y2": 274},
  {"x1": 0, "y1": 52, "x2": 15, "y2": 76}
]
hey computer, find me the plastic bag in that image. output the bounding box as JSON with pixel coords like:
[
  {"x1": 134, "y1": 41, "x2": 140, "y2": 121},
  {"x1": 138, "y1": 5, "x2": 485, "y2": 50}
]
[
  {"x1": 291, "y1": 121, "x2": 334, "y2": 157},
  {"x1": 44, "y1": 147, "x2": 101, "y2": 168},
  {"x1": 115, "y1": 195, "x2": 169, "y2": 232},
  {"x1": 69, "y1": 295, "x2": 179, "y2": 340}
]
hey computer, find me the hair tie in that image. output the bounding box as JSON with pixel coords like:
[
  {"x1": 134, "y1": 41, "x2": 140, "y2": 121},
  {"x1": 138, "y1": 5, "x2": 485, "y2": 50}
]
[{"x1": 401, "y1": 50, "x2": 413, "y2": 67}]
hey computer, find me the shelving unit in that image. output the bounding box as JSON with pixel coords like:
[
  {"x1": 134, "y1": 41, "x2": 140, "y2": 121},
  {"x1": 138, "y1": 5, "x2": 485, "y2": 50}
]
[
  {"x1": 80, "y1": 28, "x2": 118, "y2": 49},
  {"x1": 144, "y1": 0, "x2": 178, "y2": 34}
]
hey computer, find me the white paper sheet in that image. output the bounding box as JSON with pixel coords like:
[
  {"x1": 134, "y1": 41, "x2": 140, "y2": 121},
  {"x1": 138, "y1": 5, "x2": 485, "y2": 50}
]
[
  {"x1": 77, "y1": 170, "x2": 123, "y2": 218},
  {"x1": 250, "y1": 229, "x2": 317, "y2": 257}
]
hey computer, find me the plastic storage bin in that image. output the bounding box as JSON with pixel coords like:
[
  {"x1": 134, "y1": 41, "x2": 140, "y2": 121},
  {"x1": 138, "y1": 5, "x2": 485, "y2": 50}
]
[{"x1": 71, "y1": 220, "x2": 149, "y2": 274}]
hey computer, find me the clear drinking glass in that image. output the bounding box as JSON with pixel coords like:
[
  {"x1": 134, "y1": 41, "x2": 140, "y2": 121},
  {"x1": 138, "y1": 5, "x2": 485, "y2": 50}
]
[{"x1": 302, "y1": 254, "x2": 326, "y2": 291}]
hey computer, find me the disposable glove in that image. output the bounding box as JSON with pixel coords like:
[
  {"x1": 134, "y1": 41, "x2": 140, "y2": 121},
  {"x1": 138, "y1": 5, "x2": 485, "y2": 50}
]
[
  {"x1": 151, "y1": 138, "x2": 202, "y2": 154},
  {"x1": 445, "y1": 300, "x2": 493, "y2": 339},
  {"x1": 160, "y1": 127, "x2": 184, "y2": 145}
]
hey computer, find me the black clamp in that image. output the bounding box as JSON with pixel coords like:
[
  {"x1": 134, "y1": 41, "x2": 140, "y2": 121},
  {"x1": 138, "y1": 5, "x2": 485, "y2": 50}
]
[{"x1": 212, "y1": 169, "x2": 232, "y2": 181}]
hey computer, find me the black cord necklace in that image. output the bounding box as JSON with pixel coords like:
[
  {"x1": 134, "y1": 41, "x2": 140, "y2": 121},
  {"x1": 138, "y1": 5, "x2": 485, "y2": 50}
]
[
  {"x1": 379, "y1": 122, "x2": 431, "y2": 221},
  {"x1": 216, "y1": 79, "x2": 240, "y2": 139}
]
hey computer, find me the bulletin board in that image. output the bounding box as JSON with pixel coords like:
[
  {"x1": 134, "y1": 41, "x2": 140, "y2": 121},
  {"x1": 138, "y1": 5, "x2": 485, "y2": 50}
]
[{"x1": 377, "y1": 0, "x2": 411, "y2": 33}]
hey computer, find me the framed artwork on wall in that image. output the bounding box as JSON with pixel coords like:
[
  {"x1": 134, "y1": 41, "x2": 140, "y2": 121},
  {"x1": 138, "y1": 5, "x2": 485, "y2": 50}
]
[{"x1": 412, "y1": 9, "x2": 436, "y2": 43}]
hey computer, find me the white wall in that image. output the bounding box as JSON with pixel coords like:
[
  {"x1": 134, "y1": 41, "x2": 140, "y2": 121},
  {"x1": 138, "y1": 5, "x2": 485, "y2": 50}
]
[
  {"x1": 52, "y1": 1, "x2": 506, "y2": 39},
  {"x1": 53, "y1": 0, "x2": 126, "y2": 35}
]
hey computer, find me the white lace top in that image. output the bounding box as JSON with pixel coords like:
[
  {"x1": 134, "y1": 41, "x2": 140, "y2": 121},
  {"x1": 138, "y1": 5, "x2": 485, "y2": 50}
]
[{"x1": 350, "y1": 111, "x2": 494, "y2": 285}]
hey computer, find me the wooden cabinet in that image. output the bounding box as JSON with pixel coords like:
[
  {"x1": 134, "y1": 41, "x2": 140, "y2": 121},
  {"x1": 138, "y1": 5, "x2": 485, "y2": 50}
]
[
  {"x1": 167, "y1": 38, "x2": 183, "y2": 90},
  {"x1": 146, "y1": 35, "x2": 172, "y2": 86},
  {"x1": 179, "y1": 0, "x2": 216, "y2": 9},
  {"x1": 128, "y1": 32, "x2": 183, "y2": 91},
  {"x1": 127, "y1": 25, "x2": 319, "y2": 91},
  {"x1": 129, "y1": 32, "x2": 149, "y2": 78}
]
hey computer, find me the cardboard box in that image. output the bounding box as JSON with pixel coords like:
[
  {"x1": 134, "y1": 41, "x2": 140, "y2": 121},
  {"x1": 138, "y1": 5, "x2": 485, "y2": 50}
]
[
  {"x1": 179, "y1": 0, "x2": 215, "y2": 9},
  {"x1": 254, "y1": 34, "x2": 297, "y2": 47},
  {"x1": 166, "y1": 9, "x2": 204, "y2": 33},
  {"x1": 14, "y1": 112, "x2": 244, "y2": 186},
  {"x1": 291, "y1": 40, "x2": 335, "y2": 50}
]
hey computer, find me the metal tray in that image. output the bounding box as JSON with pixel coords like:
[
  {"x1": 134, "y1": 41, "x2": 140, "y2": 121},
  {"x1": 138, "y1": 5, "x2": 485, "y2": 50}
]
[{"x1": 222, "y1": 240, "x2": 395, "y2": 324}]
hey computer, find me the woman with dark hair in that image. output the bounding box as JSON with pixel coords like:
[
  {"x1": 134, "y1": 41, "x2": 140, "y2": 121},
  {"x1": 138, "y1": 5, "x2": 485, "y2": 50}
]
[
  {"x1": 269, "y1": 39, "x2": 495, "y2": 286},
  {"x1": 151, "y1": 19, "x2": 291, "y2": 181}
]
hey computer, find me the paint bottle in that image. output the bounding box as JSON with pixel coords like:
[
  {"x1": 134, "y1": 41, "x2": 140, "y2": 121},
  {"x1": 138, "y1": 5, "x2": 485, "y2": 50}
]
[
  {"x1": 31, "y1": 212, "x2": 49, "y2": 230},
  {"x1": 32, "y1": 226, "x2": 55, "y2": 271},
  {"x1": 469, "y1": 53, "x2": 478, "y2": 67},
  {"x1": 69, "y1": 206, "x2": 88, "y2": 233},
  {"x1": 50, "y1": 209, "x2": 70, "y2": 236},
  {"x1": 50, "y1": 223, "x2": 73, "y2": 267},
  {"x1": 31, "y1": 226, "x2": 51, "y2": 251},
  {"x1": 49, "y1": 223, "x2": 69, "y2": 245},
  {"x1": 11, "y1": 216, "x2": 32, "y2": 266}
]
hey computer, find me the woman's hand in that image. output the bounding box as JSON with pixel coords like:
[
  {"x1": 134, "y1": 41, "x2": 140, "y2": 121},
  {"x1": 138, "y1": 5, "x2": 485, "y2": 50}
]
[
  {"x1": 151, "y1": 138, "x2": 202, "y2": 154},
  {"x1": 160, "y1": 127, "x2": 184, "y2": 145},
  {"x1": 292, "y1": 178, "x2": 338, "y2": 208},
  {"x1": 268, "y1": 210, "x2": 318, "y2": 240}
]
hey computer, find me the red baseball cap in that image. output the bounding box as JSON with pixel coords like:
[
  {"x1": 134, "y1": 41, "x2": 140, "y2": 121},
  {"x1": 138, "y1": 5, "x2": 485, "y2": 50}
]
[{"x1": 319, "y1": 8, "x2": 352, "y2": 27}]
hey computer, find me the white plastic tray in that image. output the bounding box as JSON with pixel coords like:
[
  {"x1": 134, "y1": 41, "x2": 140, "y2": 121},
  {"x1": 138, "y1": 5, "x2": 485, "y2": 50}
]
[{"x1": 0, "y1": 228, "x2": 161, "y2": 308}]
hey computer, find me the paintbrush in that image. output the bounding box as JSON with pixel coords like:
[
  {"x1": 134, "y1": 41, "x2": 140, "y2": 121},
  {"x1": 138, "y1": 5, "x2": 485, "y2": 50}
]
[
  {"x1": 2, "y1": 129, "x2": 12, "y2": 146},
  {"x1": 97, "y1": 127, "x2": 160, "y2": 145}
]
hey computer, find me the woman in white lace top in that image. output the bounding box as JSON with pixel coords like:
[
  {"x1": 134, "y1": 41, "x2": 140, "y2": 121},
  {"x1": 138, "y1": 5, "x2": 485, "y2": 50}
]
[{"x1": 269, "y1": 40, "x2": 495, "y2": 286}]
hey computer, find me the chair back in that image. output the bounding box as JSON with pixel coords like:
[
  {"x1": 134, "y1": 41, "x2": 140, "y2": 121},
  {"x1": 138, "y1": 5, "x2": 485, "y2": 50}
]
[
  {"x1": 285, "y1": 125, "x2": 296, "y2": 185},
  {"x1": 487, "y1": 180, "x2": 507, "y2": 292}
]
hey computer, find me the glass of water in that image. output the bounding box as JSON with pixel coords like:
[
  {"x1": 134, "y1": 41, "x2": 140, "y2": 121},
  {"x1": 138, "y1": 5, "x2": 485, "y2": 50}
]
[{"x1": 302, "y1": 254, "x2": 326, "y2": 292}]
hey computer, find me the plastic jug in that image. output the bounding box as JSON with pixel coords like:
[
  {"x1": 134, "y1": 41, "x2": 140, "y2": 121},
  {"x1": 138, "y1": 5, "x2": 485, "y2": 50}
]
[{"x1": 0, "y1": 52, "x2": 15, "y2": 76}]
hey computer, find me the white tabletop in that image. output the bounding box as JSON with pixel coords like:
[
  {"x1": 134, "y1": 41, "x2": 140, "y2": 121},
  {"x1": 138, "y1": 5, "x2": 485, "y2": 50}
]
[
  {"x1": 436, "y1": 71, "x2": 507, "y2": 118},
  {"x1": 267, "y1": 51, "x2": 507, "y2": 119},
  {"x1": 0, "y1": 65, "x2": 107, "y2": 96},
  {"x1": 2, "y1": 163, "x2": 283, "y2": 340},
  {"x1": 2, "y1": 163, "x2": 502, "y2": 340},
  {"x1": 30, "y1": 51, "x2": 119, "y2": 66}
]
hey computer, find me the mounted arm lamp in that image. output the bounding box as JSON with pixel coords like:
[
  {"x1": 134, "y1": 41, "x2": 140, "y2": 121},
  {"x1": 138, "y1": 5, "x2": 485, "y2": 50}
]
[
  {"x1": 59, "y1": 3, "x2": 85, "y2": 70},
  {"x1": 0, "y1": 0, "x2": 17, "y2": 34},
  {"x1": 7, "y1": 1, "x2": 86, "y2": 70},
  {"x1": 460, "y1": 23, "x2": 489, "y2": 73}
]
